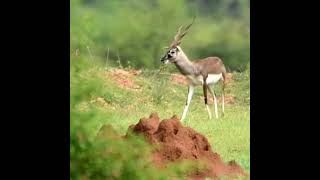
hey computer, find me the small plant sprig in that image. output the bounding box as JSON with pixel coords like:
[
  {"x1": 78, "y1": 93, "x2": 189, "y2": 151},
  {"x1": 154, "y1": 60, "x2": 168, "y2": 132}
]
[{"x1": 117, "y1": 50, "x2": 123, "y2": 68}]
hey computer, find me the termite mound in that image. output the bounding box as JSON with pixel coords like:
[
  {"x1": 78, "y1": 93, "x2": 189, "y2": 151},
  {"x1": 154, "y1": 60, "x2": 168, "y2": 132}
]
[{"x1": 124, "y1": 113, "x2": 248, "y2": 179}]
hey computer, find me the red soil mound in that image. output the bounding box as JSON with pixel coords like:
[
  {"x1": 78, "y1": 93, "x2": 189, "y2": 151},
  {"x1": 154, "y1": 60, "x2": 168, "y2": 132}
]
[{"x1": 127, "y1": 113, "x2": 248, "y2": 179}]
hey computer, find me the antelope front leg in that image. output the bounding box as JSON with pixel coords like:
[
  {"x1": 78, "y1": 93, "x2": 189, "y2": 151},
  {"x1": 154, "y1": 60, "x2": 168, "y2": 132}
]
[{"x1": 181, "y1": 85, "x2": 194, "y2": 122}]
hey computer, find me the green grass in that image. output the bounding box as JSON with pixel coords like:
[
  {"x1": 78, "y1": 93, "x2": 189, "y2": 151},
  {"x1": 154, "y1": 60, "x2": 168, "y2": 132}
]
[{"x1": 71, "y1": 58, "x2": 250, "y2": 179}]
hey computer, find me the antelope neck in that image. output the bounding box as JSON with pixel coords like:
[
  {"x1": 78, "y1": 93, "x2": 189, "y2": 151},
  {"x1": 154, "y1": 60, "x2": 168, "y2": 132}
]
[{"x1": 174, "y1": 47, "x2": 199, "y2": 76}]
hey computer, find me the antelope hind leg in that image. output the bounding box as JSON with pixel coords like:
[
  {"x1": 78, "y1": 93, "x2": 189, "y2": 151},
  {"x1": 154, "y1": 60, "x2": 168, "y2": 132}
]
[
  {"x1": 202, "y1": 80, "x2": 212, "y2": 119},
  {"x1": 207, "y1": 85, "x2": 219, "y2": 119}
]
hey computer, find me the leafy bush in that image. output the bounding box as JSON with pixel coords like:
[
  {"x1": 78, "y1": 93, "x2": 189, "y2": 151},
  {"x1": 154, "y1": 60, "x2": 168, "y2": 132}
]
[{"x1": 70, "y1": 57, "x2": 196, "y2": 179}]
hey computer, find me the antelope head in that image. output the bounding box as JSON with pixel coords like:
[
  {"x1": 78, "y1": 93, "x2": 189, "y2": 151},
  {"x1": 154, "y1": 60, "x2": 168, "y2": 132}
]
[{"x1": 160, "y1": 17, "x2": 195, "y2": 64}]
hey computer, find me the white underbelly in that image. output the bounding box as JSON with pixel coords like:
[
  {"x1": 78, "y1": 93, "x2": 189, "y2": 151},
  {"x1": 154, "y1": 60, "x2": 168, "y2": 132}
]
[{"x1": 187, "y1": 73, "x2": 222, "y2": 86}]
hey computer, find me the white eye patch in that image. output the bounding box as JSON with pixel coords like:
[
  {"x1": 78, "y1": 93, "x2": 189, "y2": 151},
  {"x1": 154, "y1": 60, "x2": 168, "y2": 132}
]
[{"x1": 169, "y1": 49, "x2": 177, "y2": 54}]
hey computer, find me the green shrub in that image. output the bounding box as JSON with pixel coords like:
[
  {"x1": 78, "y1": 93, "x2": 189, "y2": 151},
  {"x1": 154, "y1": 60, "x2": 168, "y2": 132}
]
[{"x1": 70, "y1": 57, "x2": 196, "y2": 179}]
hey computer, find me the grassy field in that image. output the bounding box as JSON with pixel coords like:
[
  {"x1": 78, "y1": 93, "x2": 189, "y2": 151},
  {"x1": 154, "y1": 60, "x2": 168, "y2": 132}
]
[{"x1": 71, "y1": 55, "x2": 250, "y2": 175}]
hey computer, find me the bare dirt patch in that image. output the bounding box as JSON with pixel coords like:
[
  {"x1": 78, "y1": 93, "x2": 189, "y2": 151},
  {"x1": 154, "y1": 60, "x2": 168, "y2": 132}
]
[
  {"x1": 171, "y1": 74, "x2": 188, "y2": 86},
  {"x1": 102, "y1": 69, "x2": 142, "y2": 90},
  {"x1": 225, "y1": 73, "x2": 234, "y2": 85},
  {"x1": 200, "y1": 95, "x2": 236, "y2": 105},
  {"x1": 124, "y1": 113, "x2": 248, "y2": 179},
  {"x1": 171, "y1": 73, "x2": 234, "y2": 86},
  {"x1": 127, "y1": 69, "x2": 142, "y2": 76},
  {"x1": 222, "y1": 95, "x2": 236, "y2": 105}
]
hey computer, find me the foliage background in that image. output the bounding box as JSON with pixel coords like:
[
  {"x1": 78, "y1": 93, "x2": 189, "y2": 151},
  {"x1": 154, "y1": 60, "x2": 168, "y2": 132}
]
[{"x1": 71, "y1": 0, "x2": 250, "y2": 71}]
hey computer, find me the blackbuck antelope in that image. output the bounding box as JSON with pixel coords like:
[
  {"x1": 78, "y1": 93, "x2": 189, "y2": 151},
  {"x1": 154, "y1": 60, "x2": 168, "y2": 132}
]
[{"x1": 160, "y1": 18, "x2": 227, "y2": 122}]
